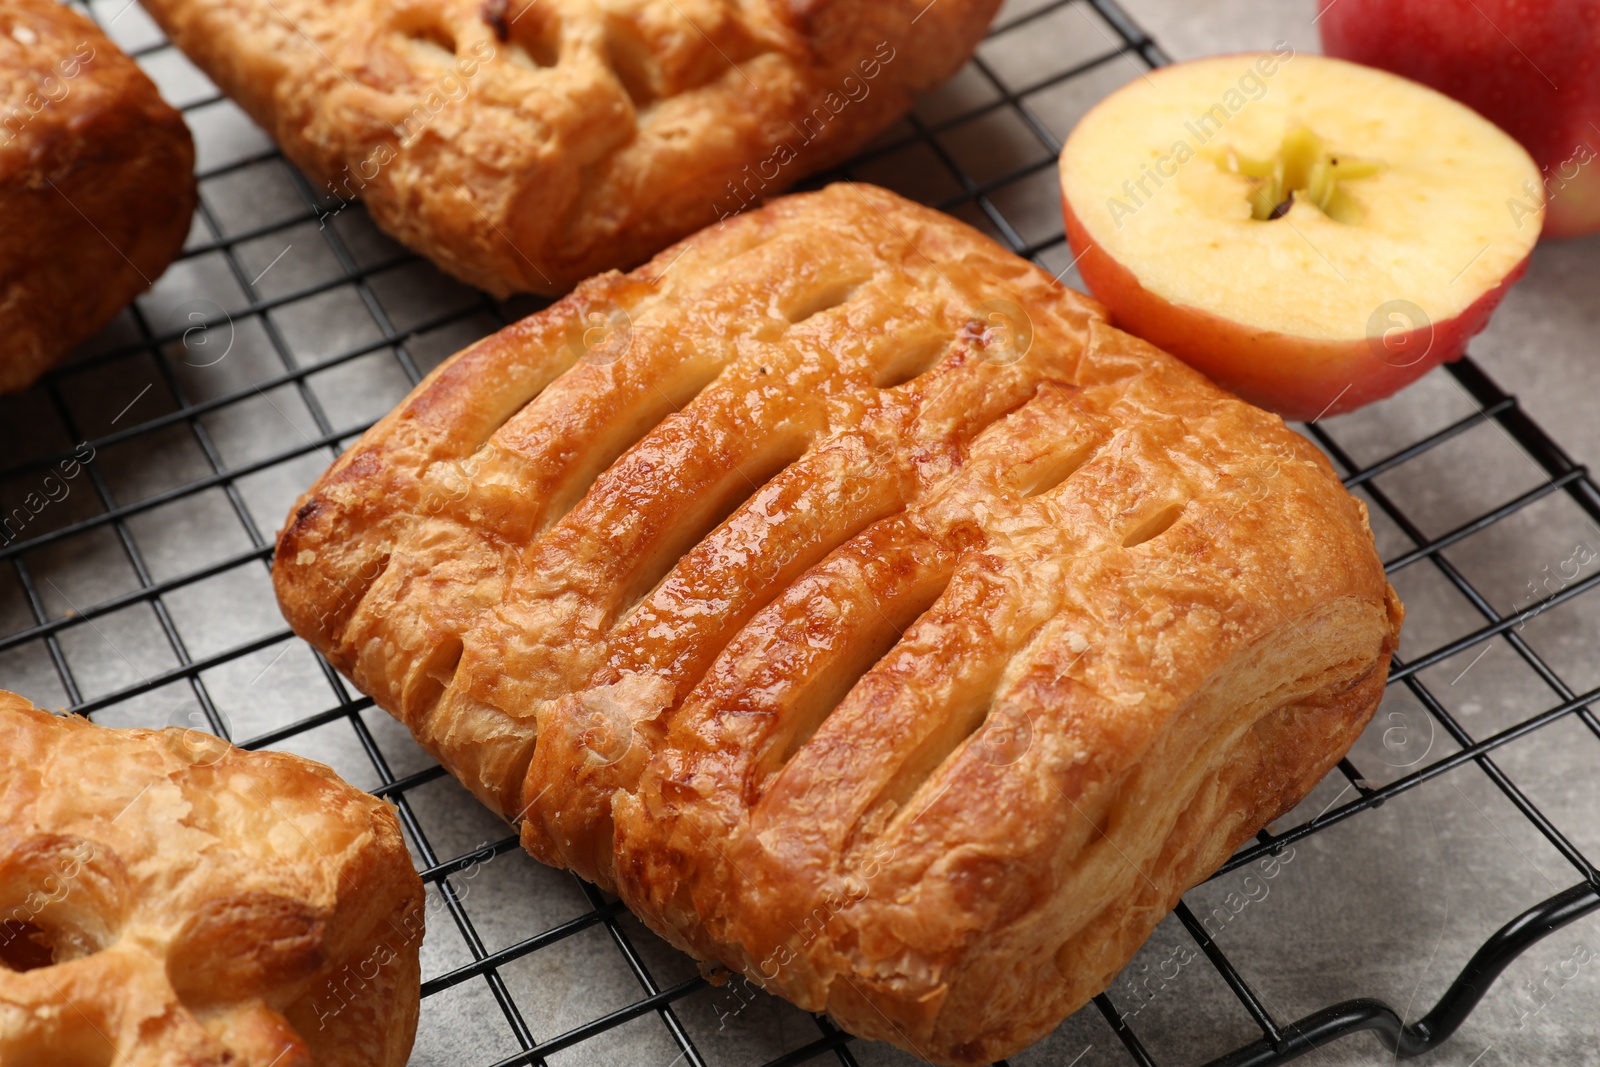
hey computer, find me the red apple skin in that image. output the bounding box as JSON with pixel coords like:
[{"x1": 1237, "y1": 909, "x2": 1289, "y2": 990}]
[
  {"x1": 1319, "y1": 0, "x2": 1600, "y2": 238},
  {"x1": 1061, "y1": 193, "x2": 1533, "y2": 421}
]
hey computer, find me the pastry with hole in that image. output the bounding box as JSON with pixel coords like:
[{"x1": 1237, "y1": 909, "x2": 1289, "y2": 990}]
[
  {"x1": 0, "y1": 0, "x2": 196, "y2": 394},
  {"x1": 272, "y1": 182, "x2": 1402, "y2": 1065},
  {"x1": 0, "y1": 691, "x2": 423, "y2": 1067}
]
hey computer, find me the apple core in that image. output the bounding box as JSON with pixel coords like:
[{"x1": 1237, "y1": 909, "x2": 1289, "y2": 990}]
[{"x1": 1216, "y1": 125, "x2": 1383, "y2": 223}]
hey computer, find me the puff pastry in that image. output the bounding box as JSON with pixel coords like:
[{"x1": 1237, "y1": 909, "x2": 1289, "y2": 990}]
[
  {"x1": 1, "y1": 0, "x2": 195, "y2": 394},
  {"x1": 0, "y1": 691, "x2": 423, "y2": 1067},
  {"x1": 136, "y1": 0, "x2": 998, "y2": 296},
  {"x1": 273, "y1": 183, "x2": 1402, "y2": 1064}
]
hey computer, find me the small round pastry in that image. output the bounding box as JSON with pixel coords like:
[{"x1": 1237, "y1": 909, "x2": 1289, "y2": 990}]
[
  {"x1": 0, "y1": 691, "x2": 424, "y2": 1066},
  {"x1": 1, "y1": 0, "x2": 196, "y2": 394}
]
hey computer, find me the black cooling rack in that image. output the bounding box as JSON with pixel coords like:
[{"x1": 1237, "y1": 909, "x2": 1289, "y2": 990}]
[{"x1": 4, "y1": 0, "x2": 1598, "y2": 1064}]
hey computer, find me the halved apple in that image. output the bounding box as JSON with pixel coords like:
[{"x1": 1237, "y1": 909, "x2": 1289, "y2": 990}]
[{"x1": 1058, "y1": 52, "x2": 1544, "y2": 420}]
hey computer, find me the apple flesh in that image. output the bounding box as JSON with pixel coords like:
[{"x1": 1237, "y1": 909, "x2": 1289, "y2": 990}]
[
  {"x1": 1058, "y1": 52, "x2": 1544, "y2": 420},
  {"x1": 1320, "y1": 0, "x2": 1600, "y2": 239}
]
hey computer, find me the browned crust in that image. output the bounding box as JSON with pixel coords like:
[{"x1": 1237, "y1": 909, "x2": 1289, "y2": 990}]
[
  {"x1": 136, "y1": 0, "x2": 999, "y2": 295},
  {"x1": 0, "y1": 691, "x2": 423, "y2": 1067},
  {"x1": 272, "y1": 183, "x2": 1401, "y2": 1063},
  {"x1": 0, "y1": 0, "x2": 195, "y2": 394}
]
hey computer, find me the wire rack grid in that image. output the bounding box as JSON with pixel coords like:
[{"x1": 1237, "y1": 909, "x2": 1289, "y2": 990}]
[{"x1": 3, "y1": 0, "x2": 1599, "y2": 1065}]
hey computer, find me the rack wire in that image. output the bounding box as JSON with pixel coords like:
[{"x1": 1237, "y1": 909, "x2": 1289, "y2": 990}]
[{"x1": 4, "y1": 0, "x2": 1598, "y2": 1063}]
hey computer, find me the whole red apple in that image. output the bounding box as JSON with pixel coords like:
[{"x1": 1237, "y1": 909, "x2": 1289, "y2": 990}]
[{"x1": 1320, "y1": 0, "x2": 1600, "y2": 238}]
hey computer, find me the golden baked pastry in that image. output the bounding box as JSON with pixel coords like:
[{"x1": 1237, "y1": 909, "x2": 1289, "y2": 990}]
[
  {"x1": 273, "y1": 183, "x2": 1402, "y2": 1064},
  {"x1": 137, "y1": 0, "x2": 998, "y2": 296},
  {"x1": 0, "y1": 691, "x2": 423, "y2": 1066},
  {"x1": 1, "y1": 0, "x2": 195, "y2": 394}
]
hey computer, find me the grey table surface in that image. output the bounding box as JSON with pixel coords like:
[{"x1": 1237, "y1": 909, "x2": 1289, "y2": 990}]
[{"x1": 2, "y1": 0, "x2": 1597, "y2": 1065}]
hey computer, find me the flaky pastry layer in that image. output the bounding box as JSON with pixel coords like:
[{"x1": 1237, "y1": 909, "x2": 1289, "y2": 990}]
[
  {"x1": 138, "y1": 0, "x2": 998, "y2": 295},
  {"x1": 0, "y1": 0, "x2": 195, "y2": 394},
  {"x1": 274, "y1": 183, "x2": 1402, "y2": 1063},
  {"x1": 0, "y1": 692, "x2": 423, "y2": 1067}
]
